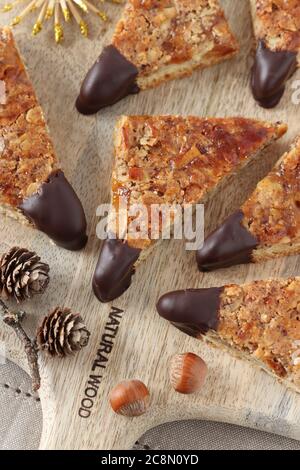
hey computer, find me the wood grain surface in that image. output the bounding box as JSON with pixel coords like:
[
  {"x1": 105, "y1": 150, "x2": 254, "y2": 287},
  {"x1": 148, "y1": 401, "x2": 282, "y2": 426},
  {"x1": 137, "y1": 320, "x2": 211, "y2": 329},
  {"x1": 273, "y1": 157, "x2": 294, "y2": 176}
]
[{"x1": 0, "y1": 1, "x2": 300, "y2": 450}]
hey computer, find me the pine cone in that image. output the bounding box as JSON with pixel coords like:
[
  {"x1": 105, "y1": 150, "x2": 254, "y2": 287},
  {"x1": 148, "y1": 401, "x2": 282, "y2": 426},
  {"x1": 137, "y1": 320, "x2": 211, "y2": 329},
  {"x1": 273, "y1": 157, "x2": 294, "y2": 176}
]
[
  {"x1": 0, "y1": 247, "x2": 50, "y2": 302},
  {"x1": 37, "y1": 307, "x2": 90, "y2": 357}
]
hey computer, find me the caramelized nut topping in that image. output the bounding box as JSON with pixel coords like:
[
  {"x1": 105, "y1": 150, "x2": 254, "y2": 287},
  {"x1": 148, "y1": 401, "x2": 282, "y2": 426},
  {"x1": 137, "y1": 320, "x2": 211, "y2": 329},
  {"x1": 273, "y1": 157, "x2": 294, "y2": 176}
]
[
  {"x1": 219, "y1": 278, "x2": 300, "y2": 387},
  {"x1": 111, "y1": 115, "x2": 286, "y2": 249},
  {"x1": 242, "y1": 137, "x2": 300, "y2": 246},
  {"x1": 252, "y1": 0, "x2": 300, "y2": 51},
  {"x1": 112, "y1": 0, "x2": 239, "y2": 84}
]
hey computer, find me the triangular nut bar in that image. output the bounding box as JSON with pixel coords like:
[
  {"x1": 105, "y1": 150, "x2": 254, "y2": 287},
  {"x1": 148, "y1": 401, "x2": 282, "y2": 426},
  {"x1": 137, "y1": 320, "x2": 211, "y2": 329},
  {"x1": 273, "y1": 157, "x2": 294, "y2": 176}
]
[
  {"x1": 250, "y1": 0, "x2": 300, "y2": 108},
  {"x1": 93, "y1": 115, "x2": 286, "y2": 302},
  {"x1": 157, "y1": 277, "x2": 300, "y2": 393},
  {"x1": 76, "y1": 0, "x2": 239, "y2": 114},
  {"x1": 197, "y1": 136, "x2": 300, "y2": 271},
  {"x1": 0, "y1": 28, "x2": 87, "y2": 250}
]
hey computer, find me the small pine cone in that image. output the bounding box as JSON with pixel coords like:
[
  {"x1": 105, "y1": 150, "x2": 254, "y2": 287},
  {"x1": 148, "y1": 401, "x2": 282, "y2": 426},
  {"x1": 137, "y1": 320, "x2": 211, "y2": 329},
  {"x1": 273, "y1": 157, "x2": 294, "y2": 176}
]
[
  {"x1": 0, "y1": 247, "x2": 50, "y2": 302},
  {"x1": 37, "y1": 307, "x2": 90, "y2": 357}
]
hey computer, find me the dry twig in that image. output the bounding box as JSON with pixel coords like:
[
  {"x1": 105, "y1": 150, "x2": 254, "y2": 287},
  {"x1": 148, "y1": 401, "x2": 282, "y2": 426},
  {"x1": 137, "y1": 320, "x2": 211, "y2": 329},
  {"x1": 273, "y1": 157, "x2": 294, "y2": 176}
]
[{"x1": 0, "y1": 299, "x2": 40, "y2": 391}]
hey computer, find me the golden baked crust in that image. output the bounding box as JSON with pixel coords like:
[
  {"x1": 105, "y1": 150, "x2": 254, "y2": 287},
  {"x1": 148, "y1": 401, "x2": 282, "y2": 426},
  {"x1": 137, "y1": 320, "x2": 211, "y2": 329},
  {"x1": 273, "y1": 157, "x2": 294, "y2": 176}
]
[
  {"x1": 250, "y1": 0, "x2": 300, "y2": 52},
  {"x1": 0, "y1": 27, "x2": 57, "y2": 209},
  {"x1": 111, "y1": 115, "x2": 286, "y2": 249},
  {"x1": 218, "y1": 278, "x2": 300, "y2": 390},
  {"x1": 112, "y1": 0, "x2": 239, "y2": 89},
  {"x1": 242, "y1": 137, "x2": 300, "y2": 260}
]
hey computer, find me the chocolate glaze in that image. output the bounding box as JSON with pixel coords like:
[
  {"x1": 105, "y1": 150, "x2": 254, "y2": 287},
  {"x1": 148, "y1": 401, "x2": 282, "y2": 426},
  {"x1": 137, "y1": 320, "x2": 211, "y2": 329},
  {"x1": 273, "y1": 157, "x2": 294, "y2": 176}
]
[
  {"x1": 76, "y1": 45, "x2": 139, "y2": 115},
  {"x1": 19, "y1": 170, "x2": 88, "y2": 251},
  {"x1": 196, "y1": 210, "x2": 258, "y2": 272},
  {"x1": 251, "y1": 40, "x2": 297, "y2": 108},
  {"x1": 157, "y1": 288, "x2": 223, "y2": 337},
  {"x1": 92, "y1": 238, "x2": 141, "y2": 303}
]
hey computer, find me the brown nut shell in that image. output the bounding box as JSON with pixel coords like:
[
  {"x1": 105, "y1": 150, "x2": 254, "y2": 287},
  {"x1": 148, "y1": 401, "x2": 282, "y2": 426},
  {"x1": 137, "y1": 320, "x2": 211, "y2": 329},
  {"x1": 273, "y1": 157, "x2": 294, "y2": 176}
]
[
  {"x1": 109, "y1": 379, "x2": 150, "y2": 417},
  {"x1": 169, "y1": 352, "x2": 207, "y2": 394}
]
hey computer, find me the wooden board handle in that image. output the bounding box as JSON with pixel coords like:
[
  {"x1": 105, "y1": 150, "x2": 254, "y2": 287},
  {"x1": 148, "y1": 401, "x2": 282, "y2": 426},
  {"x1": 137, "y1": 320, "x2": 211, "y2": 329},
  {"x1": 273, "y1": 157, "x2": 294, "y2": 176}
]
[{"x1": 1, "y1": 0, "x2": 300, "y2": 450}]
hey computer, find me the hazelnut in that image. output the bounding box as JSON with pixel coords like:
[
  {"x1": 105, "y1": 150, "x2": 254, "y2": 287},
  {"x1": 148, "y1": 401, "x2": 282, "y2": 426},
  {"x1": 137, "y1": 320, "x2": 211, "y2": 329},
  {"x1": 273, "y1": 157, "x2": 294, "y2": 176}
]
[
  {"x1": 169, "y1": 353, "x2": 207, "y2": 394},
  {"x1": 109, "y1": 380, "x2": 150, "y2": 417}
]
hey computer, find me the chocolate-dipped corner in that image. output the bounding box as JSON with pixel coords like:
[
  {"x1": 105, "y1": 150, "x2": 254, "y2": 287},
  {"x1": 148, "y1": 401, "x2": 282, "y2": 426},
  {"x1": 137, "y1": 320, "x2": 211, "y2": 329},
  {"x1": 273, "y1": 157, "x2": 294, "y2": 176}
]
[
  {"x1": 251, "y1": 40, "x2": 297, "y2": 108},
  {"x1": 19, "y1": 170, "x2": 88, "y2": 251},
  {"x1": 92, "y1": 238, "x2": 141, "y2": 303},
  {"x1": 76, "y1": 45, "x2": 140, "y2": 115},
  {"x1": 196, "y1": 210, "x2": 258, "y2": 272},
  {"x1": 157, "y1": 288, "x2": 223, "y2": 337}
]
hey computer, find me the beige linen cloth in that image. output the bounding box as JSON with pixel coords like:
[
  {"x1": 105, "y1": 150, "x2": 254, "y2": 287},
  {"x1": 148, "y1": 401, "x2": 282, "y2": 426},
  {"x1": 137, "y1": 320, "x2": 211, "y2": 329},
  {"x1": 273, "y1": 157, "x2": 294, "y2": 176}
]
[{"x1": 1, "y1": 359, "x2": 300, "y2": 450}]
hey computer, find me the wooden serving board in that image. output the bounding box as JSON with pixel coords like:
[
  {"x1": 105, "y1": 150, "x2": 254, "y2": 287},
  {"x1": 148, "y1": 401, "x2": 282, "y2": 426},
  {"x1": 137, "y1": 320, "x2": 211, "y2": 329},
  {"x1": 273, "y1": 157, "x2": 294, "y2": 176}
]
[{"x1": 1, "y1": 1, "x2": 300, "y2": 450}]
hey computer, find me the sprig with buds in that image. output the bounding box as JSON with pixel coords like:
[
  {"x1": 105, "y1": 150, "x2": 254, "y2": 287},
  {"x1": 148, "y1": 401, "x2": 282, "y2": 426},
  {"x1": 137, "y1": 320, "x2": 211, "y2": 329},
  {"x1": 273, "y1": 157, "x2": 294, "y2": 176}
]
[
  {"x1": 1, "y1": 0, "x2": 123, "y2": 43},
  {"x1": 0, "y1": 299, "x2": 41, "y2": 391}
]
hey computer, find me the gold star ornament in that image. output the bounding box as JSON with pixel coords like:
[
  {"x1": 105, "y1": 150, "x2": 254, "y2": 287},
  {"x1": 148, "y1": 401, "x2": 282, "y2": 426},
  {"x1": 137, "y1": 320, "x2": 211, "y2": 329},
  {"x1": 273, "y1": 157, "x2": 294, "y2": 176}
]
[{"x1": 1, "y1": 0, "x2": 123, "y2": 43}]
